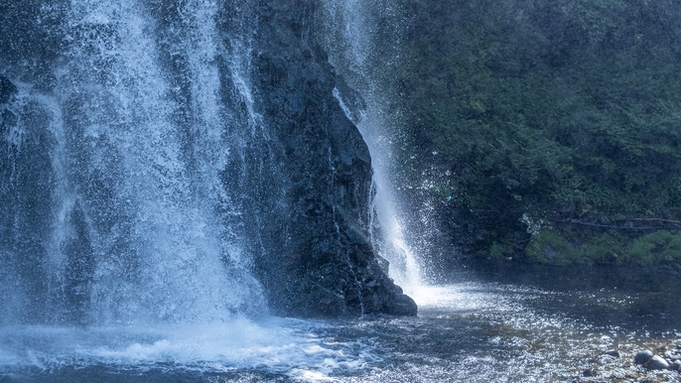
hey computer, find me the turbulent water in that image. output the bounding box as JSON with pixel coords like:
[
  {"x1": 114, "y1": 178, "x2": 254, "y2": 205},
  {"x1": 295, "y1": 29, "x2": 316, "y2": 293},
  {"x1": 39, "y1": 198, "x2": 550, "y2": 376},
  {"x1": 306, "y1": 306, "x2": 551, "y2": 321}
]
[
  {"x1": 1, "y1": 0, "x2": 316, "y2": 377},
  {"x1": 2, "y1": 278, "x2": 680, "y2": 382}
]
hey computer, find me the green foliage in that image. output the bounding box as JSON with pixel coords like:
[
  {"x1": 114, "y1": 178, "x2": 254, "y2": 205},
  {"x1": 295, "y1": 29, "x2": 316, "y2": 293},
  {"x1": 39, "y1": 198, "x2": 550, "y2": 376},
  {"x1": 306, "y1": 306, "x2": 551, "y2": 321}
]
[
  {"x1": 582, "y1": 233, "x2": 625, "y2": 263},
  {"x1": 624, "y1": 230, "x2": 681, "y2": 266},
  {"x1": 525, "y1": 229, "x2": 681, "y2": 268},
  {"x1": 525, "y1": 230, "x2": 582, "y2": 264},
  {"x1": 391, "y1": 0, "x2": 681, "y2": 257}
]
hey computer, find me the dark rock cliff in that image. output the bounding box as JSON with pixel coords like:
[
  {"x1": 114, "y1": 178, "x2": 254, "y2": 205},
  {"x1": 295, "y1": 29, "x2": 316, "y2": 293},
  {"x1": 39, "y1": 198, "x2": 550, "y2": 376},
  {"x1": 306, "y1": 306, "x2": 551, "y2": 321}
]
[{"x1": 227, "y1": 0, "x2": 416, "y2": 317}]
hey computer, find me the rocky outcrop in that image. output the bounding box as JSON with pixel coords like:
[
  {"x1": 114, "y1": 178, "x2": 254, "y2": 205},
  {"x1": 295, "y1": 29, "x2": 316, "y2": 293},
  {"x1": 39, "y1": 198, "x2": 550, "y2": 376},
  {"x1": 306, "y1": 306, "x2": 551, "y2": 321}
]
[{"x1": 223, "y1": 0, "x2": 416, "y2": 317}]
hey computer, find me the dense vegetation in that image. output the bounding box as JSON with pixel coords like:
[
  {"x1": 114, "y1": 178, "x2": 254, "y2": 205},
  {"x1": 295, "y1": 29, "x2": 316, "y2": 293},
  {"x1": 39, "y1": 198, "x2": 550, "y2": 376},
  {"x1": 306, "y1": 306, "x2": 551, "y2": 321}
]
[{"x1": 386, "y1": 0, "x2": 681, "y2": 271}]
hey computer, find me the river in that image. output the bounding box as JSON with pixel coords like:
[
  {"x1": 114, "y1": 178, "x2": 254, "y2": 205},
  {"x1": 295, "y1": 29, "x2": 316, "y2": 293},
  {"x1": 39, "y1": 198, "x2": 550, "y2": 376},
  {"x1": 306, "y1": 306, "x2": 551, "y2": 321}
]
[{"x1": 2, "y1": 275, "x2": 679, "y2": 382}]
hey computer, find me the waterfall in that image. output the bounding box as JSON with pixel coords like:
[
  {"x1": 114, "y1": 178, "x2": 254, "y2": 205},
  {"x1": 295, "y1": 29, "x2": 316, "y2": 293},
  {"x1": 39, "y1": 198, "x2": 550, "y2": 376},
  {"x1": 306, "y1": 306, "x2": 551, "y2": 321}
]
[
  {"x1": 318, "y1": 0, "x2": 423, "y2": 292},
  {"x1": 0, "y1": 0, "x2": 416, "y2": 376},
  {"x1": 0, "y1": 0, "x2": 266, "y2": 327},
  {"x1": 1, "y1": 0, "x2": 351, "y2": 375}
]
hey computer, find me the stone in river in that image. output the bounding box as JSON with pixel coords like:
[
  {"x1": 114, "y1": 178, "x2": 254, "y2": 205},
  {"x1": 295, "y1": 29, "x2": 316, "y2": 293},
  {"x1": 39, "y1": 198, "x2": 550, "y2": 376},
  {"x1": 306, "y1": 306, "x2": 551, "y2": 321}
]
[
  {"x1": 634, "y1": 350, "x2": 653, "y2": 365},
  {"x1": 645, "y1": 355, "x2": 670, "y2": 370},
  {"x1": 670, "y1": 360, "x2": 681, "y2": 371}
]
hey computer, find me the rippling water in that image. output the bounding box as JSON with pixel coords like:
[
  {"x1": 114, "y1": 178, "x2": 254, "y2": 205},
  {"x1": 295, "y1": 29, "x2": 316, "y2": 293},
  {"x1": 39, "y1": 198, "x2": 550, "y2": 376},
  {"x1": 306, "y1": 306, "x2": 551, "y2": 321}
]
[{"x1": 2, "y1": 277, "x2": 680, "y2": 382}]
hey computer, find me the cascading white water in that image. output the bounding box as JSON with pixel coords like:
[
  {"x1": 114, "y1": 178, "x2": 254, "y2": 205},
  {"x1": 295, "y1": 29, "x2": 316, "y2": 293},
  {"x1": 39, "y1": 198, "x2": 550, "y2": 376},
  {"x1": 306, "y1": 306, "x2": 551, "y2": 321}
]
[
  {"x1": 318, "y1": 0, "x2": 423, "y2": 293},
  {"x1": 0, "y1": 0, "x2": 255, "y2": 321},
  {"x1": 50, "y1": 0, "x2": 264, "y2": 324}
]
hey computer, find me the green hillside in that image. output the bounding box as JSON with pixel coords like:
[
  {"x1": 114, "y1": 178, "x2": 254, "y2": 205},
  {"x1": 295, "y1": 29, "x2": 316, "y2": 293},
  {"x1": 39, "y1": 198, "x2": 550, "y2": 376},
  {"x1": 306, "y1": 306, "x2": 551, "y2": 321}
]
[{"x1": 393, "y1": 0, "x2": 681, "y2": 269}]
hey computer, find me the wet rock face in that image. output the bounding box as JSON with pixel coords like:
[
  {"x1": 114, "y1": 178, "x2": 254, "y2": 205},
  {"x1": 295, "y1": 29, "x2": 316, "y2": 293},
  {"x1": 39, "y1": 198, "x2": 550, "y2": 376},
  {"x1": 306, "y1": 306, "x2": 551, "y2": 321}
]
[
  {"x1": 226, "y1": 0, "x2": 416, "y2": 317},
  {"x1": 0, "y1": 76, "x2": 17, "y2": 104}
]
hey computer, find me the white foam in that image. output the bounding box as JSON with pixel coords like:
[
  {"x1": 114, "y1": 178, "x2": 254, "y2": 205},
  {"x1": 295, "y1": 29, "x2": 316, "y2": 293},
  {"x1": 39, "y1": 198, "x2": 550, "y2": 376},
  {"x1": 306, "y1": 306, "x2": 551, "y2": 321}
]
[
  {"x1": 0, "y1": 318, "x2": 380, "y2": 380},
  {"x1": 408, "y1": 283, "x2": 512, "y2": 312}
]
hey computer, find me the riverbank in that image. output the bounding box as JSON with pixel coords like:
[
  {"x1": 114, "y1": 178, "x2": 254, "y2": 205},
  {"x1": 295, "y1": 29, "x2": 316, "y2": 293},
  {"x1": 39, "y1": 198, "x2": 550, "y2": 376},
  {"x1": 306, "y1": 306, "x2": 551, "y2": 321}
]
[{"x1": 465, "y1": 256, "x2": 678, "y2": 287}]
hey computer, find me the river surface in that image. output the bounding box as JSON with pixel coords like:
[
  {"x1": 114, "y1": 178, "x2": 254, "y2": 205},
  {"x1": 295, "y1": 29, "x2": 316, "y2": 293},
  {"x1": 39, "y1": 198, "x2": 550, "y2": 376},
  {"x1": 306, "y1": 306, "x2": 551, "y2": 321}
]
[{"x1": 2, "y1": 276, "x2": 680, "y2": 383}]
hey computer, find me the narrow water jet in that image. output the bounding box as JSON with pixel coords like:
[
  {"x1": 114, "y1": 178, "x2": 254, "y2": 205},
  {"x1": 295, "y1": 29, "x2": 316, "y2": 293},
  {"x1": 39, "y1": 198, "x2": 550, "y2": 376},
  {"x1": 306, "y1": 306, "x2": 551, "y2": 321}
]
[{"x1": 317, "y1": 0, "x2": 424, "y2": 293}]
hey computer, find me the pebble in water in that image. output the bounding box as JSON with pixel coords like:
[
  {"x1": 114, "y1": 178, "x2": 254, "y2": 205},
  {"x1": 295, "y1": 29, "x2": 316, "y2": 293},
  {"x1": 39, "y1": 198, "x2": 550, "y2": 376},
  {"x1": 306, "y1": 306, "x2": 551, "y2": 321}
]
[
  {"x1": 665, "y1": 352, "x2": 681, "y2": 362},
  {"x1": 645, "y1": 355, "x2": 670, "y2": 370},
  {"x1": 671, "y1": 360, "x2": 681, "y2": 371}
]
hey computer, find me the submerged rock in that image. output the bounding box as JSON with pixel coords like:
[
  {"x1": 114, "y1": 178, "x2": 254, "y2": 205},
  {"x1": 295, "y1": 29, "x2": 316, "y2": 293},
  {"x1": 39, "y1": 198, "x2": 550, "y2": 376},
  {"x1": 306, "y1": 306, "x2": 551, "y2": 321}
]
[
  {"x1": 645, "y1": 355, "x2": 670, "y2": 370},
  {"x1": 634, "y1": 350, "x2": 654, "y2": 365},
  {"x1": 633, "y1": 350, "x2": 672, "y2": 370}
]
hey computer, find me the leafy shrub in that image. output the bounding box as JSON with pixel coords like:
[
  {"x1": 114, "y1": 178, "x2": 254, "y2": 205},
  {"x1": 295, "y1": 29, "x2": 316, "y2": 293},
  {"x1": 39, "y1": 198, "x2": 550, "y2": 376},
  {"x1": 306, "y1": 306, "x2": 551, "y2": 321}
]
[
  {"x1": 525, "y1": 230, "x2": 581, "y2": 264},
  {"x1": 624, "y1": 231, "x2": 681, "y2": 267}
]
